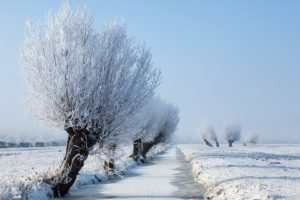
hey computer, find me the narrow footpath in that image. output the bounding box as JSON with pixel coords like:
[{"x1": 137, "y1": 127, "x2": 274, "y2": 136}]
[{"x1": 64, "y1": 147, "x2": 205, "y2": 200}]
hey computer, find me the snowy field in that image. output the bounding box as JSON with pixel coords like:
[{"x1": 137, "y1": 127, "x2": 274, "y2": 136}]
[
  {"x1": 0, "y1": 144, "x2": 167, "y2": 200},
  {"x1": 178, "y1": 144, "x2": 300, "y2": 200}
]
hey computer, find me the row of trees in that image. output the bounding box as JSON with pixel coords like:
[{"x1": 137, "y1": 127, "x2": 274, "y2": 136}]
[
  {"x1": 129, "y1": 98, "x2": 179, "y2": 163},
  {"x1": 20, "y1": 2, "x2": 179, "y2": 197},
  {"x1": 200, "y1": 125, "x2": 258, "y2": 147}
]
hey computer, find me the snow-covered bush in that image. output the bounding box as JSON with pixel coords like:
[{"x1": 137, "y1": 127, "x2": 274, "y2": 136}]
[
  {"x1": 20, "y1": 1, "x2": 160, "y2": 197},
  {"x1": 224, "y1": 125, "x2": 241, "y2": 147},
  {"x1": 200, "y1": 126, "x2": 219, "y2": 147}
]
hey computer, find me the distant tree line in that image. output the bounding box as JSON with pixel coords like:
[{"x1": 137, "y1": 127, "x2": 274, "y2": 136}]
[{"x1": 199, "y1": 124, "x2": 258, "y2": 147}]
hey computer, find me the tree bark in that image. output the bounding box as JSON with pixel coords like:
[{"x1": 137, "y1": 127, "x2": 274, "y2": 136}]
[
  {"x1": 229, "y1": 140, "x2": 233, "y2": 147},
  {"x1": 140, "y1": 133, "x2": 163, "y2": 162},
  {"x1": 62, "y1": 130, "x2": 72, "y2": 163},
  {"x1": 50, "y1": 128, "x2": 96, "y2": 197},
  {"x1": 203, "y1": 139, "x2": 213, "y2": 147},
  {"x1": 130, "y1": 139, "x2": 142, "y2": 161},
  {"x1": 216, "y1": 141, "x2": 220, "y2": 147},
  {"x1": 140, "y1": 141, "x2": 154, "y2": 161}
]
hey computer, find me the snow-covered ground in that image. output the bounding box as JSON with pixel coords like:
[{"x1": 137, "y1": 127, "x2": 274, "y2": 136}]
[
  {"x1": 178, "y1": 144, "x2": 300, "y2": 200},
  {"x1": 63, "y1": 147, "x2": 204, "y2": 199},
  {"x1": 0, "y1": 144, "x2": 167, "y2": 200}
]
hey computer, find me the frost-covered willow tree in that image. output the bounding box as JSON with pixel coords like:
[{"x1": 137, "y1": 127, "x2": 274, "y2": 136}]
[
  {"x1": 243, "y1": 134, "x2": 259, "y2": 145},
  {"x1": 224, "y1": 125, "x2": 241, "y2": 147},
  {"x1": 129, "y1": 98, "x2": 163, "y2": 161},
  {"x1": 200, "y1": 126, "x2": 219, "y2": 147},
  {"x1": 20, "y1": 2, "x2": 160, "y2": 197},
  {"x1": 132, "y1": 98, "x2": 179, "y2": 161}
]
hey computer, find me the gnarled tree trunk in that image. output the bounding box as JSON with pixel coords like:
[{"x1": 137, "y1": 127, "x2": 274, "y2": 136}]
[
  {"x1": 130, "y1": 139, "x2": 142, "y2": 161},
  {"x1": 140, "y1": 133, "x2": 164, "y2": 162},
  {"x1": 203, "y1": 139, "x2": 213, "y2": 147},
  {"x1": 140, "y1": 141, "x2": 154, "y2": 161},
  {"x1": 49, "y1": 128, "x2": 96, "y2": 197},
  {"x1": 61, "y1": 127, "x2": 73, "y2": 163}
]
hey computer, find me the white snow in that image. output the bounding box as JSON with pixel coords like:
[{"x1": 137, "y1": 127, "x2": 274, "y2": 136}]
[
  {"x1": 63, "y1": 147, "x2": 204, "y2": 199},
  {"x1": 0, "y1": 144, "x2": 167, "y2": 200},
  {"x1": 178, "y1": 144, "x2": 300, "y2": 200},
  {"x1": 66, "y1": 148, "x2": 178, "y2": 199},
  {"x1": 3, "y1": 144, "x2": 297, "y2": 199}
]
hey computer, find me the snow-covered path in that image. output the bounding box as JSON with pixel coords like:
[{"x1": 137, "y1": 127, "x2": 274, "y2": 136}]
[{"x1": 64, "y1": 147, "x2": 204, "y2": 199}]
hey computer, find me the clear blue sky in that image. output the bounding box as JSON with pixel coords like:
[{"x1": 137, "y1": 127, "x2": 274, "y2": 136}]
[{"x1": 0, "y1": 1, "x2": 299, "y2": 143}]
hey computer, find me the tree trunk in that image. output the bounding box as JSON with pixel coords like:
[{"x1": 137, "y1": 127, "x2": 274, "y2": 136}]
[
  {"x1": 130, "y1": 139, "x2": 141, "y2": 161},
  {"x1": 204, "y1": 139, "x2": 213, "y2": 147},
  {"x1": 61, "y1": 131, "x2": 71, "y2": 164},
  {"x1": 50, "y1": 128, "x2": 96, "y2": 197},
  {"x1": 104, "y1": 159, "x2": 115, "y2": 173},
  {"x1": 140, "y1": 133, "x2": 163, "y2": 162},
  {"x1": 141, "y1": 133, "x2": 164, "y2": 160},
  {"x1": 216, "y1": 141, "x2": 220, "y2": 147},
  {"x1": 140, "y1": 141, "x2": 154, "y2": 161},
  {"x1": 103, "y1": 144, "x2": 117, "y2": 173},
  {"x1": 229, "y1": 140, "x2": 233, "y2": 147}
]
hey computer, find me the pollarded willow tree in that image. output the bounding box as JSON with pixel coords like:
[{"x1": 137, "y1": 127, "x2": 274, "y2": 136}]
[
  {"x1": 200, "y1": 126, "x2": 219, "y2": 147},
  {"x1": 224, "y1": 125, "x2": 242, "y2": 147},
  {"x1": 20, "y1": 2, "x2": 160, "y2": 197},
  {"x1": 243, "y1": 133, "x2": 259, "y2": 145},
  {"x1": 132, "y1": 98, "x2": 179, "y2": 161},
  {"x1": 129, "y1": 98, "x2": 164, "y2": 161}
]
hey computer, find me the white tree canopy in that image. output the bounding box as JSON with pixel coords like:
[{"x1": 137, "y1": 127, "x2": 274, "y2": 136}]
[
  {"x1": 244, "y1": 134, "x2": 259, "y2": 144},
  {"x1": 200, "y1": 125, "x2": 218, "y2": 142},
  {"x1": 224, "y1": 125, "x2": 242, "y2": 143},
  {"x1": 159, "y1": 103, "x2": 180, "y2": 142},
  {"x1": 20, "y1": 2, "x2": 160, "y2": 145},
  {"x1": 137, "y1": 98, "x2": 179, "y2": 143}
]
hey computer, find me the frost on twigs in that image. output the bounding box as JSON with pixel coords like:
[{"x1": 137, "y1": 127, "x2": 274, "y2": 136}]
[
  {"x1": 0, "y1": 167, "x2": 57, "y2": 200},
  {"x1": 20, "y1": 1, "x2": 160, "y2": 197},
  {"x1": 20, "y1": 1, "x2": 160, "y2": 144},
  {"x1": 133, "y1": 98, "x2": 179, "y2": 160}
]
